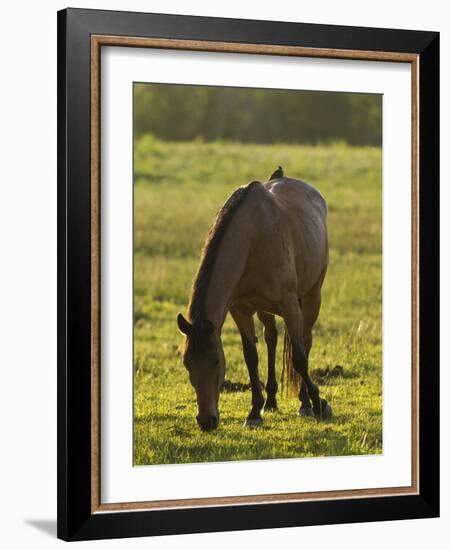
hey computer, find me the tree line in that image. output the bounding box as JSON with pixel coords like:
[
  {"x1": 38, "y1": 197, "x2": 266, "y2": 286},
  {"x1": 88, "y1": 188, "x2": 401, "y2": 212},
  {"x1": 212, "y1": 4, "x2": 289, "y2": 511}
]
[{"x1": 134, "y1": 83, "x2": 382, "y2": 146}]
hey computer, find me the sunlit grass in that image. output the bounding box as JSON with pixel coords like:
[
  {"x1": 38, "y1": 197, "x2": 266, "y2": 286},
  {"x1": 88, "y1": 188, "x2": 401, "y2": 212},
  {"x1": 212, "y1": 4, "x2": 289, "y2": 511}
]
[{"x1": 134, "y1": 137, "x2": 382, "y2": 465}]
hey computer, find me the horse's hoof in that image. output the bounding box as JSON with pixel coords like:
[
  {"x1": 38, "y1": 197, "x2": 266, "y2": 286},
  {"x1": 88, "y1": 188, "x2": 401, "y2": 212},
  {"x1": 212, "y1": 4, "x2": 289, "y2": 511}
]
[
  {"x1": 298, "y1": 407, "x2": 315, "y2": 418},
  {"x1": 244, "y1": 417, "x2": 263, "y2": 428},
  {"x1": 320, "y1": 399, "x2": 333, "y2": 420},
  {"x1": 264, "y1": 400, "x2": 278, "y2": 412}
]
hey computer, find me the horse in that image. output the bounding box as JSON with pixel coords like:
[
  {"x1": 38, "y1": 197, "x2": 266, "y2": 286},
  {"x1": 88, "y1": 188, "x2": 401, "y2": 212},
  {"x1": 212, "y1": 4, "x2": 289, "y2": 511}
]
[{"x1": 177, "y1": 166, "x2": 332, "y2": 431}]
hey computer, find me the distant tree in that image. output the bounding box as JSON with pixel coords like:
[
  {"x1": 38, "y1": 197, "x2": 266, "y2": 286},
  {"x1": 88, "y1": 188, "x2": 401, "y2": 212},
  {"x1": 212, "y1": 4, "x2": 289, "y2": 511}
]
[{"x1": 134, "y1": 83, "x2": 382, "y2": 146}]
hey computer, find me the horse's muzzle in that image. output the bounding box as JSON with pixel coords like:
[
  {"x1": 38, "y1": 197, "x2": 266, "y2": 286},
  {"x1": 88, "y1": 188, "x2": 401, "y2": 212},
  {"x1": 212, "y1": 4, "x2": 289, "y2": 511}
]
[{"x1": 197, "y1": 414, "x2": 219, "y2": 431}]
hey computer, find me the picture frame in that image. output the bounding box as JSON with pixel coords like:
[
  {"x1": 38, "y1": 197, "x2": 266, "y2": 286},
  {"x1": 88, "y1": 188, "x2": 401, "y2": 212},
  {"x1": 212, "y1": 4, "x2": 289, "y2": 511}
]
[{"x1": 57, "y1": 7, "x2": 439, "y2": 541}]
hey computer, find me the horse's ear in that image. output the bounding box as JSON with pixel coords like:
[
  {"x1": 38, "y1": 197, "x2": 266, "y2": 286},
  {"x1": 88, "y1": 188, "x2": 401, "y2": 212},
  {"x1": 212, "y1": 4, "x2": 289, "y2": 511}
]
[{"x1": 177, "y1": 313, "x2": 192, "y2": 336}]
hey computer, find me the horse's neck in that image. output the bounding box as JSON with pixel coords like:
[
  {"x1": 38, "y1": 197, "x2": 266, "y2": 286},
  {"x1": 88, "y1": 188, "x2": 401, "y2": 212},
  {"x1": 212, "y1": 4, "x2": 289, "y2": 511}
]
[{"x1": 204, "y1": 205, "x2": 252, "y2": 330}]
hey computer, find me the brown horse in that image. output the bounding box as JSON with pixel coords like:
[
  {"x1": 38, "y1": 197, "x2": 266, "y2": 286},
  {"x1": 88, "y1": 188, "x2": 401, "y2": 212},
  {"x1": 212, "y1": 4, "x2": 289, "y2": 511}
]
[{"x1": 177, "y1": 167, "x2": 331, "y2": 431}]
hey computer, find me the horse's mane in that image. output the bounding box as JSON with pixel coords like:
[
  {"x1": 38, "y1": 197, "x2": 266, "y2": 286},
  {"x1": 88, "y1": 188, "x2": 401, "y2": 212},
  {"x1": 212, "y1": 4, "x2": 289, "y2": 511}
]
[{"x1": 187, "y1": 181, "x2": 260, "y2": 339}]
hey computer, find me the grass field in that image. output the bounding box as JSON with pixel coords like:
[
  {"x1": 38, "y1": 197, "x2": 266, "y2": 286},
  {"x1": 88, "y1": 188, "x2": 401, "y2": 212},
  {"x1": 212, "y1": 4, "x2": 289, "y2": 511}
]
[{"x1": 133, "y1": 135, "x2": 382, "y2": 465}]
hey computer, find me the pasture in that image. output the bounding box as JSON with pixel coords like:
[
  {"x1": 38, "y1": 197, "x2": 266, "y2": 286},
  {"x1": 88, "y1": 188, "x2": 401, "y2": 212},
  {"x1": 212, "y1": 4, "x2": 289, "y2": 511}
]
[{"x1": 133, "y1": 135, "x2": 382, "y2": 465}]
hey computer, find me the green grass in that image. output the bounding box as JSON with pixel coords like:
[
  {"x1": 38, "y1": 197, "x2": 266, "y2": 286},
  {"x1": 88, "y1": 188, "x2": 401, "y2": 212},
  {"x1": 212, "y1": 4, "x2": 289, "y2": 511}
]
[{"x1": 134, "y1": 135, "x2": 382, "y2": 465}]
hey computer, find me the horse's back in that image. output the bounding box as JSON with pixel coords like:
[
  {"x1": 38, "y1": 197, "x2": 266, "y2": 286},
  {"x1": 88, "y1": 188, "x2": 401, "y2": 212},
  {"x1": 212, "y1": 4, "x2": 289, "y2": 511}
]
[
  {"x1": 264, "y1": 177, "x2": 328, "y2": 295},
  {"x1": 264, "y1": 177, "x2": 327, "y2": 220}
]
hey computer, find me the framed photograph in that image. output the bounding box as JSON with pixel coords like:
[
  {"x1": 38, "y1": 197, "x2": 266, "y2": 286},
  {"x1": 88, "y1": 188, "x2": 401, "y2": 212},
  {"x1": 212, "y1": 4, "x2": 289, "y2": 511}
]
[{"x1": 57, "y1": 8, "x2": 439, "y2": 541}]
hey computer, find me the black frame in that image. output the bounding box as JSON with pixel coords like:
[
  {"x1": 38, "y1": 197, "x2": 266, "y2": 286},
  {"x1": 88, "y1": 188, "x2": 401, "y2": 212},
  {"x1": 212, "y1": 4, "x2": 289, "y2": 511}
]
[{"x1": 57, "y1": 8, "x2": 439, "y2": 541}]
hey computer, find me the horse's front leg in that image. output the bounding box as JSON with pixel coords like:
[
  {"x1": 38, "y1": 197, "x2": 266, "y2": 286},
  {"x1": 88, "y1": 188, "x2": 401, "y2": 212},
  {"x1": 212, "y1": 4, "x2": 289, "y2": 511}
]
[{"x1": 231, "y1": 308, "x2": 265, "y2": 427}]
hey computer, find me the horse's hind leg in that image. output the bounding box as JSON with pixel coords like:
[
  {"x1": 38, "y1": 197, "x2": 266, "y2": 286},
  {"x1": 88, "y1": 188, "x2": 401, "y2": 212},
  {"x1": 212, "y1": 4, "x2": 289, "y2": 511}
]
[
  {"x1": 297, "y1": 315, "x2": 315, "y2": 414},
  {"x1": 230, "y1": 307, "x2": 265, "y2": 427},
  {"x1": 257, "y1": 311, "x2": 278, "y2": 411},
  {"x1": 298, "y1": 291, "x2": 319, "y2": 416},
  {"x1": 299, "y1": 272, "x2": 332, "y2": 419},
  {"x1": 281, "y1": 293, "x2": 331, "y2": 420},
  {"x1": 299, "y1": 382, "x2": 312, "y2": 415}
]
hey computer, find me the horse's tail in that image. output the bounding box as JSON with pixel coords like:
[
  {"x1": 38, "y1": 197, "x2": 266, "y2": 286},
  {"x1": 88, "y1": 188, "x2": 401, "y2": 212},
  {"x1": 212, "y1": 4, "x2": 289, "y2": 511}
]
[{"x1": 281, "y1": 326, "x2": 301, "y2": 396}]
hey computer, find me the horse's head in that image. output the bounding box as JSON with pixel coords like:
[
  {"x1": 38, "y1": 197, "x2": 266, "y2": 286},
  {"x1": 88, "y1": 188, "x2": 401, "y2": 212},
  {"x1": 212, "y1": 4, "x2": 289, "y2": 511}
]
[{"x1": 177, "y1": 313, "x2": 225, "y2": 431}]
